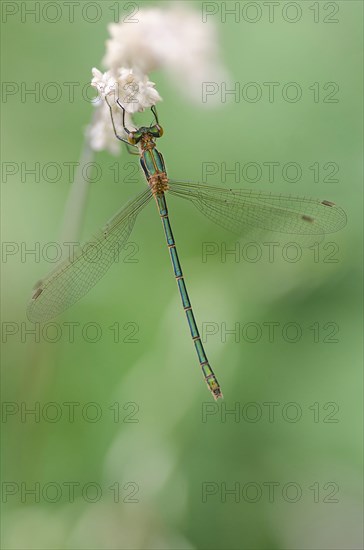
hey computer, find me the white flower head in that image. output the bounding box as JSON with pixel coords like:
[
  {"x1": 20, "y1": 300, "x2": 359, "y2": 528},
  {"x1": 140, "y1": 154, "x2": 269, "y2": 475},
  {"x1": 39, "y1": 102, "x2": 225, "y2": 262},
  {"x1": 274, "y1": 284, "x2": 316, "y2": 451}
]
[
  {"x1": 115, "y1": 68, "x2": 161, "y2": 114},
  {"x1": 91, "y1": 67, "x2": 161, "y2": 114},
  {"x1": 91, "y1": 67, "x2": 117, "y2": 99},
  {"x1": 88, "y1": 4, "x2": 228, "y2": 153},
  {"x1": 103, "y1": 4, "x2": 228, "y2": 103}
]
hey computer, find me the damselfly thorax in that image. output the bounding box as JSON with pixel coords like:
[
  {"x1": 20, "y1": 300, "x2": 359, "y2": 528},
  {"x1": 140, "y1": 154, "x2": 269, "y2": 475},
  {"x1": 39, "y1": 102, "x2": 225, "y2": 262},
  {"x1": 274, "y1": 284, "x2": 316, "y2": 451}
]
[{"x1": 136, "y1": 130, "x2": 169, "y2": 195}]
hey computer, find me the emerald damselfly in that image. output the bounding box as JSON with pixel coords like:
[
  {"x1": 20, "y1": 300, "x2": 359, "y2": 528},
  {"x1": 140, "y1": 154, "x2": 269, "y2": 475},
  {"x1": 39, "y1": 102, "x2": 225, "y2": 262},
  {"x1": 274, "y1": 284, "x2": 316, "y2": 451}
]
[{"x1": 27, "y1": 103, "x2": 346, "y2": 399}]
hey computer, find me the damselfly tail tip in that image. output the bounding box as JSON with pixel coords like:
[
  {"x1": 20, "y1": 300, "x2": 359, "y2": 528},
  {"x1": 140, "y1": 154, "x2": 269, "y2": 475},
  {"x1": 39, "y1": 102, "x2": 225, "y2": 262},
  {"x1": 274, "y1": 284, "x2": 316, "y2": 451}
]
[
  {"x1": 205, "y1": 373, "x2": 223, "y2": 399},
  {"x1": 212, "y1": 388, "x2": 223, "y2": 400}
]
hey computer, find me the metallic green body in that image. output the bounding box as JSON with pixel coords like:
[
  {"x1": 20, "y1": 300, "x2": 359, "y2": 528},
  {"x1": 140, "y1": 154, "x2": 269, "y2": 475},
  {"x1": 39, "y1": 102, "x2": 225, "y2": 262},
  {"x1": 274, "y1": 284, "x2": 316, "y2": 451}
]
[
  {"x1": 154, "y1": 191, "x2": 222, "y2": 399},
  {"x1": 136, "y1": 127, "x2": 222, "y2": 399}
]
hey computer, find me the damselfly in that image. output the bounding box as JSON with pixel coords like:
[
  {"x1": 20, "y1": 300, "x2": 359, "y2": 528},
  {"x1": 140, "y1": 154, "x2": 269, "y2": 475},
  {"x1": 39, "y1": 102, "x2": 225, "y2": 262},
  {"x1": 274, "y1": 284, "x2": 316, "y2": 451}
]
[{"x1": 27, "y1": 102, "x2": 347, "y2": 399}]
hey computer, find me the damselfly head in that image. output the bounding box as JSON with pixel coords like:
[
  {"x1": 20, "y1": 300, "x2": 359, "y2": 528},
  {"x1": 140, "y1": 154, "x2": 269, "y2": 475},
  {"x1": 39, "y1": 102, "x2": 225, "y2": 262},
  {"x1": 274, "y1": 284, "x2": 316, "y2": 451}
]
[{"x1": 128, "y1": 124, "x2": 164, "y2": 145}]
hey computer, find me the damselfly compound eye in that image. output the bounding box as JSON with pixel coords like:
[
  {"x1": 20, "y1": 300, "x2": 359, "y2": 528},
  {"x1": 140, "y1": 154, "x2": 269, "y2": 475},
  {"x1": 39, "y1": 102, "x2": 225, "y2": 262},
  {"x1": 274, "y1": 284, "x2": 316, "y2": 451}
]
[{"x1": 128, "y1": 134, "x2": 137, "y2": 145}]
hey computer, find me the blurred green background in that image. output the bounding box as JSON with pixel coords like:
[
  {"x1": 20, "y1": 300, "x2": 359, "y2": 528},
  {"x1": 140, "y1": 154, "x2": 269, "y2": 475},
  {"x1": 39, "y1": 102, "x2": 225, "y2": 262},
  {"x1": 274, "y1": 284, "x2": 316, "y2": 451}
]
[{"x1": 1, "y1": 1, "x2": 363, "y2": 549}]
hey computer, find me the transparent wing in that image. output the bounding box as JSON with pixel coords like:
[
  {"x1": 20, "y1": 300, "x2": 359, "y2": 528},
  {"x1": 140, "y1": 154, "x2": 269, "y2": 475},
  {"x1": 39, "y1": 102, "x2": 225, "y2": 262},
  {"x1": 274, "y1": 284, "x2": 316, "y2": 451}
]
[
  {"x1": 27, "y1": 189, "x2": 152, "y2": 323},
  {"x1": 169, "y1": 180, "x2": 346, "y2": 244}
]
